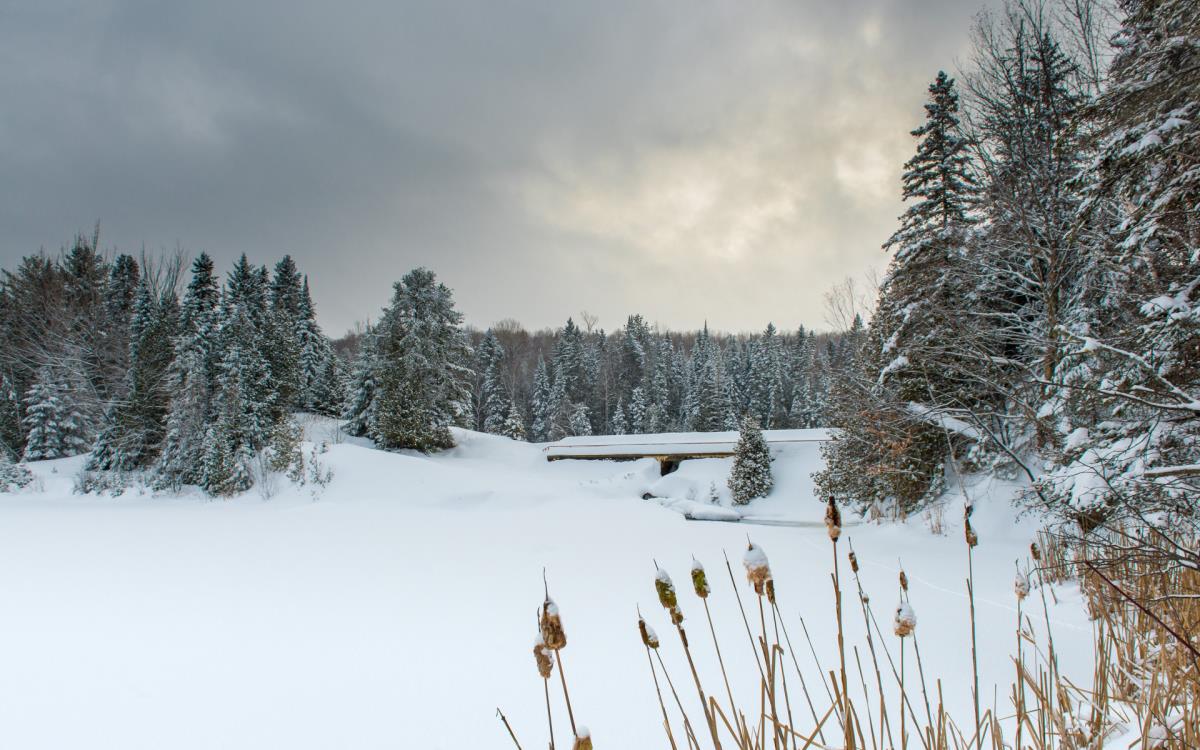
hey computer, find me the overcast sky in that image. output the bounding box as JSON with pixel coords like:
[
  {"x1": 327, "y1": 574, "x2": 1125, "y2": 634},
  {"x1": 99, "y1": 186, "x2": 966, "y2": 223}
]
[{"x1": 0, "y1": 0, "x2": 993, "y2": 336}]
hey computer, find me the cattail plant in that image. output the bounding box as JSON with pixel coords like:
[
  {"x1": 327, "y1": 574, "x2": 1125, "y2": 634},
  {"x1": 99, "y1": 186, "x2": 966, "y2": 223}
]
[
  {"x1": 743, "y1": 542, "x2": 771, "y2": 595},
  {"x1": 894, "y1": 600, "x2": 915, "y2": 750},
  {"x1": 654, "y1": 564, "x2": 721, "y2": 748},
  {"x1": 963, "y1": 504, "x2": 981, "y2": 748},
  {"x1": 827, "y1": 497, "x2": 854, "y2": 750},
  {"x1": 541, "y1": 592, "x2": 578, "y2": 738},
  {"x1": 825, "y1": 496, "x2": 842, "y2": 541}
]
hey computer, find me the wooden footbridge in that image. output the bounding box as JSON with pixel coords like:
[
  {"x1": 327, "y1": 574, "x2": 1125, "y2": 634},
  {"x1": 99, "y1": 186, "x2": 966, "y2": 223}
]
[{"x1": 543, "y1": 429, "x2": 832, "y2": 474}]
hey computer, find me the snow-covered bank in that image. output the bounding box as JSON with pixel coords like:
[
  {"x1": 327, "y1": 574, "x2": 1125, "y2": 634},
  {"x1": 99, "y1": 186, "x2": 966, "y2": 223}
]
[{"x1": 0, "y1": 431, "x2": 1093, "y2": 749}]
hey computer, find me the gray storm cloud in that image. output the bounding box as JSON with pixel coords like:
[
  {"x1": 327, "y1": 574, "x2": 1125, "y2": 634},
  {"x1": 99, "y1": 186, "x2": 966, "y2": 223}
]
[{"x1": 0, "y1": 0, "x2": 991, "y2": 335}]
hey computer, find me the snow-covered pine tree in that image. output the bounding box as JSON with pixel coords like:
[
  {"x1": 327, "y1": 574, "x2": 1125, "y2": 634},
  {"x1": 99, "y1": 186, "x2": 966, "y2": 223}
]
[
  {"x1": 156, "y1": 253, "x2": 222, "y2": 488},
  {"x1": 343, "y1": 326, "x2": 380, "y2": 438},
  {"x1": 477, "y1": 329, "x2": 509, "y2": 434},
  {"x1": 200, "y1": 421, "x2": 252, "y2": 497},
  {"x1": 99, "y1": 253, "x2": 140, "y2": 397},
  {"x1": 529, "y1": 355, "x2": 553, "y2": 442},
  {"x1": 21, "y1": 367, "x2": 85, "y2": 460},
  {"x1": 295, "y1": 277, "x2": 341, "y2": 415},
  {"x1": 0, "y1": 372, "x2": 22, "y2": 460},
  {"x1": 371, "y1": 268, "x2": 473, "y2": 452},
  {"x1": 206, "y1": 256, "x2": 278, "y2": 490},
  {"x1": 611, "y1": 397, "x2": 628, "y2": 435},
  {"x1": 268, "y1": 256, "x2": 305, "y2": 411},
  {"x1": 685, "y1": 324, "x2": 725, "y2": 431},
  {"x1": 818, "y1": 71, "x2": 977, "y2": 514},
  {"x1": 728, "y1": 415, "x2": 773, "y2": 505},
  {"x1": 567, "y1": 402, "x2": 592, "y2": 437},
  {"x1": 747, "y1": 323, "x2": 785, "y2": 428},
  {"x1": 500, "y1": 402, "x2": 526, "y2": 441},
  {"x1": 89, "y1": 275, "x2": 178, "y2": 470},
  {"x1": 628, "y1": 385, "x2": 647, "y2": 434}
]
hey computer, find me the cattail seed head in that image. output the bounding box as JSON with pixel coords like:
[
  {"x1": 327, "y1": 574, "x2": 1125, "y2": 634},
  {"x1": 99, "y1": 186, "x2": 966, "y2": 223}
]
[
  {"x1": 849, "y1": 551, "x2": 859, "y2": 573},
  {"x1": 690, "y1": 559, "x2": 710, "y2": 599},
  {"x1": 765, "y1": 577, "x2": 776, "y2": 605},
  {"x1": 894, "y1": 601, "x2": 917, "y2": 638},
  {"x1": 654, "y1": 567, "x2": 679, "y2": 610},
  {"x1": 899, "y1": 569, "x2": 909, "y2": 592},
  {"x1": 1014, "y1": 571, "x2": 1030, "y2": 602},
  {"x1": 743, "y1": 542, "x2": 771, "y2": 595},
  {"x1": 533, "y1": 633, "x2": 554, "y2": 678},
  {"x1": 1031, "y1": 542, "x2": 1041, "y2": 562},
  {"x1": 965, "y1": 519, "x2": 979, "y2": 548},
  {"x1": 668, "y1": 605, "x2": 684, "y2": 626},
  {"x1": 541, "y1": 597, "x2": 567, "y2": 650},
  {"x1": 573, "y1": 727, "x2": 593, "y2": 750},
  {"x1": 825, "y1": 497, "x2": 842, "y2": 541},
  {"x1": 638, "y1": 617, "x2": 660, "y2": 649}
]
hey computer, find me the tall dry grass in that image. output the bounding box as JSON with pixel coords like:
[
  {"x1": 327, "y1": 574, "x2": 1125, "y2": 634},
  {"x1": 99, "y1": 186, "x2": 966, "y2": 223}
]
[{"x1": 499, "y1": 504, "x2": 1199, "y2": 750}]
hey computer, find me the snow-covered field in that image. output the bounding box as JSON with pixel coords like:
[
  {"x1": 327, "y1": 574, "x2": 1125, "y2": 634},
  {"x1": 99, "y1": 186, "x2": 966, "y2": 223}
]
[{"x1": 0, "y1": 427, "x2": 1094, "y2": 749}]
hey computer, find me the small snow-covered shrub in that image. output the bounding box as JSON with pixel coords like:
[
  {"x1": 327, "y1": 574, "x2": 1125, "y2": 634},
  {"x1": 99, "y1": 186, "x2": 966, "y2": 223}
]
[
  {"x1": 73, "y1": 468, "x2": 127, "y2": 496},
  {"x1": 0, "y1": 459, "x2": 34, "y2": 492}
]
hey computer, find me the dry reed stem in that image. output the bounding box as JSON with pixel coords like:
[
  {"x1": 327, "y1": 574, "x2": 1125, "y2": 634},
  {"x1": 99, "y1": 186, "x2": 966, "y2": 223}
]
[
  {"x1": 655, "y1": 648, "x2": 702, "y2": 750},
  {"x1": 496, "y1": 707, "x2": 525, "y2": 750},
  {"x1": 643, "y1": 642, "x2": 679, "y2": 750}
]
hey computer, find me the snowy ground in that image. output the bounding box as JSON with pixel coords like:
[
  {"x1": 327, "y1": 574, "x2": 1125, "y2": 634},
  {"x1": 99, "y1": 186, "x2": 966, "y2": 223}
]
[{"x1": 0, "y1": 425, "x2": 1094, "y2": 749}]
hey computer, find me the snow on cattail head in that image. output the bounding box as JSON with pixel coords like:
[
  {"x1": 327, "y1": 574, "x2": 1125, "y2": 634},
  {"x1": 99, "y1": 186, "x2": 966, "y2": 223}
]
[
  {"x1": 541, "y1": 597, "x2": 567, "y2": 651},
  {"x1": 894, "y1": 601, "x2": 917, "y2": 638},
  {"x1": 533, "y1": 632, "x2": 554, "y2": 678},
  {"x1": 638, "y1": 617, "x2": 660, "y2": 649},
  {"x1": 690, "y1": 559, "x2": 710, "y2": 599},
  {"x1": 573, "y1": 727, "x2": 593, "y2": 750},
  {"x1": 654, "y1": 566, "x2": 679, "y2": 610},
  {"x1": 825, "y1": 497, "x2": 842, "y2": 540},
  {"x1": 1014, "y1": 571, "x2": 1030, "y2": 602},
  {"x1": 743, "y1": 542, "x2": 771, "y2": 595}
]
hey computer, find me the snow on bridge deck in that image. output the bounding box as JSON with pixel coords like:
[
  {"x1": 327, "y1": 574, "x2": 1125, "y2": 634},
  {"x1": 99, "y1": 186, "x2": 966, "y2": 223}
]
[{"x1": 543, "y1": 429, "x2": 832, "y2": 462}]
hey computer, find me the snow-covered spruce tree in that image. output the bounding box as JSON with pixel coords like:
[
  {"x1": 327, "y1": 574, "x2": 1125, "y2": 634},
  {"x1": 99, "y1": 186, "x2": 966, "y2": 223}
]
[
  {"x1": 156, "y1": 253, "x2": 222, "y2": 489},
  {"x1": 342, "y1": 325, "x2": 380, "y2": 438},
  {"x1": 567, "y1": 402, "x2": 592, "y2": 437},
  {"x1": 295, "y1": 277, "x2": 342, "y2": 415},
  {"x1": 747, "y1": 323, "x2": 786, "y2": 429},
  {"x1": 200, "y1": 421, "x2": 251, "y2": 497},
  {"x1": 684, "y1": 324, "x2": 726, "y2": 432},
  {"x1": 627, "y1": 385, "x2": 647, "y2": 434},
  {"x1": 817, "y1": 71, "x2": 977, "y2": 515},
  {"x1": 529, "y1": 355, "x2": 553, "y2": 442},
  {"x1": 476, "y1": 329, "x2": 509, "y2": 434},
  {"x1": 267, "y1": 256, "x2": 305, "y2": 411},
  {"x1": 500, "y1": 402, "x2": 526, "y2": 441},
  {"x1": 0, "y1": 372, "x2": 22, "y2": 460},
  {"x1": 611, "y1": 397, "x2": 628, "y2": 435},
  {"x1": 21, "y1": 367, "x2": 86, "y2": 460},
  {"x1": 89, "y1": 275, "x2": 178, "y2": 470},
  {"x1": 728, "y1": 415, "x2": 773, "y2": 505},
  {"x1": 370, "y1": 268, "x2": 473, "y2": 452}
]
